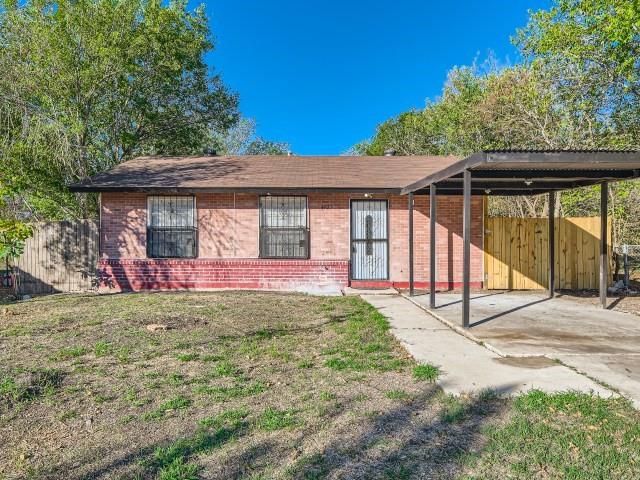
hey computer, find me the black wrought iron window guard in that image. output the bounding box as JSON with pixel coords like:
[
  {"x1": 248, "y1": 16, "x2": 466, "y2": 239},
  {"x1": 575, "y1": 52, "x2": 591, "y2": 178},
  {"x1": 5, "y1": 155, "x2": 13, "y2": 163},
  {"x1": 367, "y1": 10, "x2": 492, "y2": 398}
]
[
  {"x1": 259, "y1": 196, "x2": 309, "y2": 259},
  {"x1": 147, "y1": 196, "x2": 198, "y2": 259}
]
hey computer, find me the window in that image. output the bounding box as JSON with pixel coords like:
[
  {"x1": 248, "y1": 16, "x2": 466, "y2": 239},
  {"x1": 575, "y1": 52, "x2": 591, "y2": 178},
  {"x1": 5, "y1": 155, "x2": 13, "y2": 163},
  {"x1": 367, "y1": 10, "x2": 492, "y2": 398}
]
[
  {"x1": 259, "y1": 196, "x2": 309, "y2": 258},
  {"x1": 147, "y1": 196, "x2": 197, "y2": 258}
]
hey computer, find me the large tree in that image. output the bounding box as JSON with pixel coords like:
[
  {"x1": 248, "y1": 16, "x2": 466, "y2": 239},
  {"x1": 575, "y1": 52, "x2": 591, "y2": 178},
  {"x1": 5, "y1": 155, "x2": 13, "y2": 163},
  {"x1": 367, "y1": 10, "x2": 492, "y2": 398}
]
[
  {"x1": 210, "y1": 117, "x2": 291, "y2": 155},
  {"x1": 0, "y1": 0, "x2": 239, "y2": 219},
  {"x1": 358, "y1": 0, "x2": 640, "y2": 243}
]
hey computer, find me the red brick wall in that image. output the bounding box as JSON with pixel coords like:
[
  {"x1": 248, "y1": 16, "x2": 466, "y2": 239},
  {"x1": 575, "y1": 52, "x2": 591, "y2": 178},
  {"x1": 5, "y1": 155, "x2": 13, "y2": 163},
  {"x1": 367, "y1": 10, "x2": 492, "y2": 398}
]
[
  {"x1": 97, "y1": 258, "x2": 349, "y2": 293},
  {"x1": 99, "y1": 192, "x2": 484, "y2": 291}
]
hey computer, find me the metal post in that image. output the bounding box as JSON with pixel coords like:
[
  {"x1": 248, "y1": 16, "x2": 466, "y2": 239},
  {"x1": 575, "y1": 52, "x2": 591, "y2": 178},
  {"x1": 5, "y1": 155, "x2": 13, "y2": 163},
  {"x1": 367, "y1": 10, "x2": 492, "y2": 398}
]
[
  {"x1": 408, "y1": 192, "x2": 414, "y2": 296},
  {"x1": 430, "y1": 184, "x2": 437, "y2": 309},
  {"x1": 624, "y1": 245, "x2": 630, "y2": 288},
  {"x1": 600, "y1": 182, "x2": 608, "y2": 308},
  {"x1": 548, "y1": 192, "x2": 555, "y2": 298},
  {"x1": 462, "y1": 170, "x2": 471, "y2": 328}
]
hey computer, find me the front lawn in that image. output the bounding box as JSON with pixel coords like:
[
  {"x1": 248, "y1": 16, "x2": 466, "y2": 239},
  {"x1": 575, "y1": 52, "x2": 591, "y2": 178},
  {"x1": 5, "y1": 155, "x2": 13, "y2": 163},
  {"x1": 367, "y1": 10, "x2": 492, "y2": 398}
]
[{"x1": 0, "y1": 291, "x2": 638, "y2": 479}]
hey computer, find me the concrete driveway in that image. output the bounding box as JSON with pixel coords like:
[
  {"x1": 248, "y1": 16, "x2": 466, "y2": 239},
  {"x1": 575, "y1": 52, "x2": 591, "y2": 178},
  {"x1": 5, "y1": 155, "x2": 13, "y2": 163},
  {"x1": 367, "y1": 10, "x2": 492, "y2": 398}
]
[{"x1": 410, "y1": 292, "x2": 640, "y2": 407}]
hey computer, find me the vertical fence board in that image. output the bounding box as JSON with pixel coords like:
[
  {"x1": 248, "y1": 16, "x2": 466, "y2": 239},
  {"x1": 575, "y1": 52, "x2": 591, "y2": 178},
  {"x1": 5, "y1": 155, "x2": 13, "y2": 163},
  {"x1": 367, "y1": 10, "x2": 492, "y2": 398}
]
[
  {"x1": 14, "y1": 220, "x2": 99, "y2": 295},
  {"x1": 485, "y1": 217, "x2": 613, "y2": 290}
]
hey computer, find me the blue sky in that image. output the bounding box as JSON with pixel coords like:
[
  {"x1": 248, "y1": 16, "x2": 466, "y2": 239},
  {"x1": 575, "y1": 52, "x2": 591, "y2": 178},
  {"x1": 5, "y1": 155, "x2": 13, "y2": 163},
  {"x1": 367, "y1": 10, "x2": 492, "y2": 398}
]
[{"x1": 199, "y1": 0, "x2": 552, "y2": 154}]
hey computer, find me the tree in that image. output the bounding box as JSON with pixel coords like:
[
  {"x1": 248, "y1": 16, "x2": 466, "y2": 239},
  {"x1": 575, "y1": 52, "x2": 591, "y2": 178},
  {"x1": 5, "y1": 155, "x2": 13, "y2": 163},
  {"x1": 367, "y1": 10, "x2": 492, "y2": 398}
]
[
  {"x1": 357, "y1": 0, "x2": 640, "y2": 242},
  {"x1": 209, "y1": 117, "x2": 290, "y2": 155},
  {"x1": 0, "y1": 0, "x2": 239, "y2": 220}
]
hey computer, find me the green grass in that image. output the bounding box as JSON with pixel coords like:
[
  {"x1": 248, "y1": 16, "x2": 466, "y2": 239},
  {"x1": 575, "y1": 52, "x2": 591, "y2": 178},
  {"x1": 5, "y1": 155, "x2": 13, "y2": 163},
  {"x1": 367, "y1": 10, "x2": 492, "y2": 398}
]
[
  {"x1": 296, "y1": 359, "x2": 313, "y2": 369},
  {"x1": 142, "y1": 395, "x2": 192, "y2": 420},
  {"x1": 4, "y1": 292, "x2": 640, "y2": 479},
  {"x1": 209, "y1": 360, "x2": 238, "y2": 377},
  {"x1": 94, "y1": 341, "x2": 112, "y2": 357},
  {"x1": 385, "y1": 389, "x2": 412, "y2": 401},
  {"x1": 198, "y1": 407, "x2": 250, "y2": 429},
  {"x1": 52, "y1": 346, "x2": 88, "y2": 360},
  {"x1": 319, "y1": 391, "x2": 336, "y2": 401},
  {"x1": 256, "y1": 407, "x2": 300, "y2": 431},
  {"x1": 321, "y1": 297, "x2": 407, "y2": 372},
  {"x1": 412, "y1": 364, "x2": 440, "y2": 382},
  {"x1": 151, "y1": 408, "x2": 250, "y2": 479},
  {"x1": 175, "y1": 353, "x2": 200, "y2": 362},
  {"x1": 464, "y1": 390, "x2": 640, "y2": 479},
  {"x1": 194, "y1": 381, "x2": 266, "y2": 401},
  {"x1": 0, "y1": 368, "x2": 64, "y2": 406}
]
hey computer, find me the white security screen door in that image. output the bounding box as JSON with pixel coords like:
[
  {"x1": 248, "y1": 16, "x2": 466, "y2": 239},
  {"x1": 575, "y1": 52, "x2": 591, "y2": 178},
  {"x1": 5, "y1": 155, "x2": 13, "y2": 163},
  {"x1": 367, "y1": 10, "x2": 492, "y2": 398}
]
[{"x1": 350, "y1": 200, "x2": 389, "y2": 280}]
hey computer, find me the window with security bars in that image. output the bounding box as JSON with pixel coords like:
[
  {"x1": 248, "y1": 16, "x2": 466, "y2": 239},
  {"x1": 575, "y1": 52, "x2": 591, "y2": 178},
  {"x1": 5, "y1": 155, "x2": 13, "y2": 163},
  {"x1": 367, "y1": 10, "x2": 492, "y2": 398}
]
[
  {"x1": 259, "y1": 196, "x2": 309, "y2": 258},
  {"x1": 147, "y1": 196, "x2": 197, "y2": 258}
]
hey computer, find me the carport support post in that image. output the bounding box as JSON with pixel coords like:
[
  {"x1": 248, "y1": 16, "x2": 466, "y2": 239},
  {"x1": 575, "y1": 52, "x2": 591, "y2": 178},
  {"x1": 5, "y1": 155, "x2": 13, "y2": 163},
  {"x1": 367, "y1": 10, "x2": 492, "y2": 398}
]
[
  {"x1": 462, "y1": 170, "x2": 471, "y2": 328},
  {"x1": 548, "y1": 192, "x2": 555, "y2": 297},
  {"x1": 600, "y1": 182, "x2": 609, "y2": 308},
  {"x1": 429, "y1": 184, "x2": 437, "y2": 309},
  {"x1": 408, "y1": 192, "x2": 414, "y2": 296}
]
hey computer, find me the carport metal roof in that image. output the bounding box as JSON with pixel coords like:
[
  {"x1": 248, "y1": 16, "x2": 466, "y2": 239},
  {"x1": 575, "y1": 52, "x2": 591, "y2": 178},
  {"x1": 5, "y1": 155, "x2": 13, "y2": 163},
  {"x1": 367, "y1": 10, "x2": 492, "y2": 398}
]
[
  {"x1": 402, "y1": 149, "x2": 640, "y2": 196},
  {"x1": 403, "y1": 149, "x2": 640, "y2": 330}
]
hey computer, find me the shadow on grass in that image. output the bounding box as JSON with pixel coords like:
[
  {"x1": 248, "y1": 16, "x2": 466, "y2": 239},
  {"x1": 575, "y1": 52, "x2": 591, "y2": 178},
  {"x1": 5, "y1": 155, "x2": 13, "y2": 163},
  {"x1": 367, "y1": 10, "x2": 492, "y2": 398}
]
[{"x1": 43, "y1": 383, "x2": 508, "y2": 480}]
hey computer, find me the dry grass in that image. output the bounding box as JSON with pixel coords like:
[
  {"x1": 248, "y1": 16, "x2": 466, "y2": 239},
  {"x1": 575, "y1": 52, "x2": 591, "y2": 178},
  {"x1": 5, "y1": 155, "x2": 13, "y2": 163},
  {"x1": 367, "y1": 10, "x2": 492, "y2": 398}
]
[
  {"x1": 1, "y1": 291, "x2": 638, "y2": 480},
  {"x1": 0, "y1": 291, "x2": 502, "y2": 479}
]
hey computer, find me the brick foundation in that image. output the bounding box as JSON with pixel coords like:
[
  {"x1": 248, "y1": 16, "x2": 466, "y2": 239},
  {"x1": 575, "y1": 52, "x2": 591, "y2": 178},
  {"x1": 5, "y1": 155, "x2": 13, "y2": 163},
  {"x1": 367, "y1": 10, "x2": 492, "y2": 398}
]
[{"x1": 98, "y1": 258, "x2": 350, "y2": 293}]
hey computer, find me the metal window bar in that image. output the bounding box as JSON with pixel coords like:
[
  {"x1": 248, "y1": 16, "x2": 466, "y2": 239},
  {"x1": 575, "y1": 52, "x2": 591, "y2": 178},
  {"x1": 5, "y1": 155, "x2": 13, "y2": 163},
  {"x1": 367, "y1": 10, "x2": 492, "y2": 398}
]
[
  {"x1": 259, "y1": 196, "x2": 309, "y2": 259},
  {"x1": 147, "y1": 196, "x2": 198, "y2": 258}
]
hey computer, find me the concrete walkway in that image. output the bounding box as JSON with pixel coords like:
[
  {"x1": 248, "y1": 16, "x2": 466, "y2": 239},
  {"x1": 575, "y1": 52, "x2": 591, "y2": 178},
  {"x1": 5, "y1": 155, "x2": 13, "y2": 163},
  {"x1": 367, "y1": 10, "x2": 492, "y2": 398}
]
[
  {"x1": 362, "y1": 294, "x2": 614, "y2": 398},
  {"x1": 410, "y1": 292, "x2": 640, "y2": 407}
]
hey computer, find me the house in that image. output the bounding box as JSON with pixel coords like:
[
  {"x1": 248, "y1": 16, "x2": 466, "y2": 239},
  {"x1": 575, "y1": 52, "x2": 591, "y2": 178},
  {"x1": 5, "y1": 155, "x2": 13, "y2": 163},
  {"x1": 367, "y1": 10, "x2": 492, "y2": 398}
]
[
  {"x1": 69, "y1": 154, "x2": 485, "y2": 293},
  {"x1": 71, "y1": 150, "x2": 640, "y2": 312},
  {"x1": 70, "y1": 149, "x2": 640, "y2": 326}
]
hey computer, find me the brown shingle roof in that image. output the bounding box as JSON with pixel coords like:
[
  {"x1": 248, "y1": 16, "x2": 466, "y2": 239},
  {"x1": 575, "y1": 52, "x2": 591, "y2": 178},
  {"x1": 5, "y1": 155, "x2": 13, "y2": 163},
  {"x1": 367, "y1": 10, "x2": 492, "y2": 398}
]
[{"x1": 69, "y1": 155, "x2": 461, "y2": 193}]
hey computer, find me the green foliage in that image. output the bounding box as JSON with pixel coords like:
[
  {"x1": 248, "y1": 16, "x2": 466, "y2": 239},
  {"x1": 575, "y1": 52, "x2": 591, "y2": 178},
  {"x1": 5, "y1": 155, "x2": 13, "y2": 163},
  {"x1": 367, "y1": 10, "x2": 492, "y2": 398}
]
[
  {"x1": 0, "y1": 0, "x2": 239, "y2": 220},
  {"x1": 0, "y1": 219, "x2": 32, "y2": 262},
  {"x1": 209, "y1": 117, "x2": 290, "y2": 155},
  {"x1": 142, "y1": 395, "x2": 192, "y2": 420},
  {"x1": 53, "y1": 346, "x2": 88, "y2": 360},
  {"x1": 384, "y1": 389, "x2": 411, "y2": 401},
  {"x1": 412, "y1": 364, "x2": 440, "y2": 382},
  {"x1": 321, "y1": 296, "x2": 407, "y2": 372},
  {"x1": 466, "y1": 390, "x2": 640, "y2": 479},
  {"x1": 359, "y1": 0, "x2": 640, "y2": 233},
  {"x1": 256, "y1": 407, "x2": 299, "y2": 431},
  {"x1": 0, "y1": 368, "x2": 63, "y2": 406}
]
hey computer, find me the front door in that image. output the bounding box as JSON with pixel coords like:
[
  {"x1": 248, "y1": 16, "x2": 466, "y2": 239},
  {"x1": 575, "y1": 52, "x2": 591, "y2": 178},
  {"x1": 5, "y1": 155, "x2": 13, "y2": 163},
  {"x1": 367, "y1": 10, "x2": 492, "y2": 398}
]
[{"x1": 350, "y1": 200, "x2": 389, "y2": 280}]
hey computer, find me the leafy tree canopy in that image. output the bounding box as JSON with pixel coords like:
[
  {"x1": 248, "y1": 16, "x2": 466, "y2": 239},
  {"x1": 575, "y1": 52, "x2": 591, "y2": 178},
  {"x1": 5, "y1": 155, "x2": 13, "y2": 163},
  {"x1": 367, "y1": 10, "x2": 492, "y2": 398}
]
[
  {"x1": 0, "y1": 0, "x2": 240, "y2": 220},
  {"x1": 357, "y1": 0, "x2": 640, "y2": 243}
]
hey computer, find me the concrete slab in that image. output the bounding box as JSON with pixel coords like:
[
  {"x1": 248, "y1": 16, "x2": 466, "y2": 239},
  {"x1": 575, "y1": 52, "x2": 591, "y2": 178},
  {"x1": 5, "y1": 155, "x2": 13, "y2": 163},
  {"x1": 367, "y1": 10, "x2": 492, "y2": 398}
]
[
  {"x1": 343, "y1": 287, "x2": 398, "y2": 296},
  {"x1": 361, "y1": 294, "x2": 613, "y2": 398},
  {"x1": 410, "y1": 292, "x2": 640, "y2": 406}
]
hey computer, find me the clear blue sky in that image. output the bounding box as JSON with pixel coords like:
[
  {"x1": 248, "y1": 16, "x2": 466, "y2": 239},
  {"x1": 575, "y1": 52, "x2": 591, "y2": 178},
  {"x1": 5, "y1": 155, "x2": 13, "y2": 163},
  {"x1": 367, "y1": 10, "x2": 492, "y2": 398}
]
[{"x1": 199, "y1": 0, "x2": 552, "y2": 154}]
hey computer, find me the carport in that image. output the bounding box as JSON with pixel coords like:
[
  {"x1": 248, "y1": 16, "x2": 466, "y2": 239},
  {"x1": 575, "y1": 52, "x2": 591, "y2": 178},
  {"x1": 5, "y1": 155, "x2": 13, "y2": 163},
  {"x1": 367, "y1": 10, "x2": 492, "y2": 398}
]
[{"x1": 403, "y1": 149, "x2": 640, "y2": 328}]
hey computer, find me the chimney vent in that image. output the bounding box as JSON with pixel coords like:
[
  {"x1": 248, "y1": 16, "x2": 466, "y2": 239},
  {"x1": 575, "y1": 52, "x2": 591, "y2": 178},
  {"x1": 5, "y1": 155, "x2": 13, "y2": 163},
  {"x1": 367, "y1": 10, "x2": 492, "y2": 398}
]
[
  {"x1": 384, "y1": 149, "x2": 396, "y2": 156},
  {"x1": 203, "y1": 148, "x2": 217, "y2": 156}
]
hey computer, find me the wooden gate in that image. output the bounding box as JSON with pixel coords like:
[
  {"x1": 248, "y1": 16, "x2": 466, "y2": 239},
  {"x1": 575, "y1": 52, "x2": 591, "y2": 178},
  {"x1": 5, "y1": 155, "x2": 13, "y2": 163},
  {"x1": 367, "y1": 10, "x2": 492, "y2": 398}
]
[
  {"x1": 15, "y1": 220, "x2": 99, "y2": 295},
  {"x1": 484, "y1": 217, "x2": 612, "y2": 290}
]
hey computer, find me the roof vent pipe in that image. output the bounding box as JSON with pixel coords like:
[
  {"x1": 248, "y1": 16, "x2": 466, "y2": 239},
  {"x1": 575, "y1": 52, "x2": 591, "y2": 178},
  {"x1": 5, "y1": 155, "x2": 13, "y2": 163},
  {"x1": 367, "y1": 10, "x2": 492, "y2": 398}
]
[
  {"x1": 384, "y1": 149, "x2": 396, "y2": 156},
  {"x1": 203, "y1": 148, "x2": 217, "y2": 156}
]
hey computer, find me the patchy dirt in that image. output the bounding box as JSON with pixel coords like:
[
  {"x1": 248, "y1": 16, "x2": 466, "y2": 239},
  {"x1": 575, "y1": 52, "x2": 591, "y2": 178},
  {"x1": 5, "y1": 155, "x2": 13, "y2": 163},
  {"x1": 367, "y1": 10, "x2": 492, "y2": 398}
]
[{"x1": 0, "y1": 291, "x2": 506, "y2": 480}]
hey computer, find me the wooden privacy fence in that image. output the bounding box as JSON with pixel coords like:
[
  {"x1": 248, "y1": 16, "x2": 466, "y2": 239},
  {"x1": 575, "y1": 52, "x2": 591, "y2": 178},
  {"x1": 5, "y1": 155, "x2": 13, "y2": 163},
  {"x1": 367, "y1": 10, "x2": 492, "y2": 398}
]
[
  {"x1": 484, "y1": 217, "x2": 613, "y2": 290},
  {"x1": 15, "y1": 220, "x2": 99, "y2": 295}
]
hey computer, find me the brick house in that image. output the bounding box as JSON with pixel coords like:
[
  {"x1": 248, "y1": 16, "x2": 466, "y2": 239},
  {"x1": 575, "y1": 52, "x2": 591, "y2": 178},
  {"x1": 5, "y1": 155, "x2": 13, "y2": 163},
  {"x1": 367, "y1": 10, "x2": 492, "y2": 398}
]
[{"x1": 70, "y1": 154, "x2": 484, "y2": 293}]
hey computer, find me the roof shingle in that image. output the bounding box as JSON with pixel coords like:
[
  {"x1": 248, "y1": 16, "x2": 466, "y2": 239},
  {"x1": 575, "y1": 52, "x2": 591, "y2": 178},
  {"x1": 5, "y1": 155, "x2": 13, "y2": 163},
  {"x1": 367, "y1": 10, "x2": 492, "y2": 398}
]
[{"x1": 69, "y1": 155, "x2": 461, "y2": 193}]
